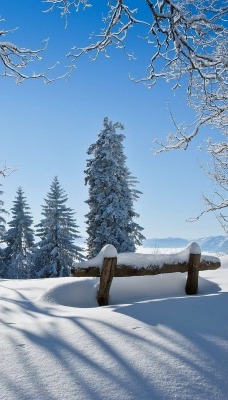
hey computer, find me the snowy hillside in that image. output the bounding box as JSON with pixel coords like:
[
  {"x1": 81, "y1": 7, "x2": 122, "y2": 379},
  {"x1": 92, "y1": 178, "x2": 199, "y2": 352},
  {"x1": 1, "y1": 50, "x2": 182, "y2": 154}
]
[
  {"x1": 196, "y1": 236, "x2": 228, "y2": 253},
  {"x1": 143, "y1": 235, "x2": 228, "y2": 254},
  {"x1": 0, "y1": 250, "x2": 227, "y2": 400}
]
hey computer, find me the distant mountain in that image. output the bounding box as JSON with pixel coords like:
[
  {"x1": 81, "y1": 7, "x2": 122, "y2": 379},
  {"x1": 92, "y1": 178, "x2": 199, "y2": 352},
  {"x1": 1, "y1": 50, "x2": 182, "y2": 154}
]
[
  {"x1": 196, "y1": 236, "x2": 228, "y2": 253},
  {"x1": 143, "y1": 237, "x2": 189, "y2": 249},
  {"x1": 143, "y1": 235, "x2": 228, "y2": 254}
]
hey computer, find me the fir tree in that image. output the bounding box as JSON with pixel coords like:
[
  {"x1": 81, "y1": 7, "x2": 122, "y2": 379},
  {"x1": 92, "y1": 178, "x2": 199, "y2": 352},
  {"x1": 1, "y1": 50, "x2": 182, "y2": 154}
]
[
  {"x1": 34, "y1": 177, "x2": 84, "y2": 278},
  {"x1": 0, "y1": 184, "x2": 8, "y2": 278},
  {"x1": 4, "y1": 187, "x2": 34, "y2": 279},
  {"x1": 0, "y1": 184, "x2": 7, "y2": 240},
  {"x1": 85, "y1": 117, "x2": 145, "y2": 257}
]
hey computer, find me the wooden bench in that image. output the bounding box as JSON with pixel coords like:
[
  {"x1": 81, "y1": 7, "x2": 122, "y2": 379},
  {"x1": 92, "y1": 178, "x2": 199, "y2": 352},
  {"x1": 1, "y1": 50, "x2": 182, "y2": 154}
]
[{"x1": 72, "y1": 242, "x2": 221, "y2": 306}]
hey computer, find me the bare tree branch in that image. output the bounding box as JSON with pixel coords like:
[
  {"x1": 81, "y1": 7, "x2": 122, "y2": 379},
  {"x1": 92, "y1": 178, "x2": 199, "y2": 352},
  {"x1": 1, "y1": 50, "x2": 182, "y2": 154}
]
[
  {"x1": 46, "y1": 1, "x2": 227, "y2": 144},
  {"x1": 189, "y1": 193, "x2": 228, "y2": 234},
  {"x1": 0, "y1": 164, "x2": 17, "y2": 178},
  {"x1": 0, "y1": 17, "x2": 69, "y2": 83}
]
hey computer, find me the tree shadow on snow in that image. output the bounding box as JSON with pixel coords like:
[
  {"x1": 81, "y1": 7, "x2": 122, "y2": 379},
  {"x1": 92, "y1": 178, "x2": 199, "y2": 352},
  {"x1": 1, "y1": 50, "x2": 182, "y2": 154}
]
[
  {"x1": 0, "y1": 276, "x2": 227, "y2": 400},
  {"x1": 113, "y1": 292, "x2": 228, "y2": 398}
]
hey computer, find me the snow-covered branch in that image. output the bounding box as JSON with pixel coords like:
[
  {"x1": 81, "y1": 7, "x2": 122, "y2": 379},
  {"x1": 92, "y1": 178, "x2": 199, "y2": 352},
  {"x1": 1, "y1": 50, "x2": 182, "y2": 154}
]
[
  {"x1": 190, "y1": 194, "x2": 228, "y2": 234},
  {"x1": 44, "y1": 0, "x2": 91, "y2": 15},
  {"x1": 0, "y1": 164, "x2": 16, "y2": 177},
  {"x1": 46, "y1": 1, "x2": 227, "y2": 151},
  {"x1": 0, "y1": 17, "x2": 68, "y2": 83}
]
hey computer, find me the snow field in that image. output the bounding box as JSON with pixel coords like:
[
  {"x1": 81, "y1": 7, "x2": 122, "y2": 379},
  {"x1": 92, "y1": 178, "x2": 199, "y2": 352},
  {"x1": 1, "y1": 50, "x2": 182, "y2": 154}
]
[{"x1": 0, "y1": 252, "x2": 227, "y2": 400}]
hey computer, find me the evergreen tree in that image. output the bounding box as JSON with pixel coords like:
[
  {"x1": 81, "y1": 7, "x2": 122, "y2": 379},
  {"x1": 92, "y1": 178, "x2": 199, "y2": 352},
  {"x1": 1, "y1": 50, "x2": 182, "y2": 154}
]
[
  {"x1": 85, "y1": 117, "x2": 145, "y2": 257},
  {"x1": 0, "y1": 184, "x2": 7, "y2": 240},
  {"x1": 0, "y1": 184, "x2": 8, "y2": 278},
  {"x1": 34, "y1": 177, "x2": 84, "y2": 278},
  {"x1": 4, "y1": 187, "x2": 34, "y2": 279}
]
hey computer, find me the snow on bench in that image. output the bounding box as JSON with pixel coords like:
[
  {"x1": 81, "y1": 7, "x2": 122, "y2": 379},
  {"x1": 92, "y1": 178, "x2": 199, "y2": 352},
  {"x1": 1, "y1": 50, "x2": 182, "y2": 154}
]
[{"x1": 71, "y1": 243, "x2": 221, "y2": 306}]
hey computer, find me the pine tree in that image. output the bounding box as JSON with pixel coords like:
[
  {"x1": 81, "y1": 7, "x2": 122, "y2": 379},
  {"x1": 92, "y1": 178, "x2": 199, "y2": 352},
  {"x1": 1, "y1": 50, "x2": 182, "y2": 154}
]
[
  {"x1": 0, "y1": 184, "x2": 8, "y2": 278},
  {"x1": 34, "y1": 177, "x2": 84, "y2": 278},
  {"x1": 4, "y1": 187, "x2": 34, "y2": 279},
  {"x1": 85, "y1": 117, "x2": 145, "y2": 258},
  {"x1": 0, "y1": 184, "x2": 7, "y2": 240}
]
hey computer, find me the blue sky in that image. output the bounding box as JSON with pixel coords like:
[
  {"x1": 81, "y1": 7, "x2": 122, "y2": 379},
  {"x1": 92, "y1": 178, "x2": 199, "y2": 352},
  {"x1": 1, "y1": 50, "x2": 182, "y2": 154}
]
[{"x1": 0, "y1": 1, "x2": 224, "y2": 240}]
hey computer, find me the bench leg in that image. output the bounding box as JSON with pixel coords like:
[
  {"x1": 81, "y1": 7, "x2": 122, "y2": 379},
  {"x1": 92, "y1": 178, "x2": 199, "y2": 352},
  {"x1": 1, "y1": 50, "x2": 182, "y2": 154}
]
[
  {"x1": 97, "y1": 257, "x2": 117, "y2": 306},
  {"x1": 185, "y1": 253, "x2": 200, "y2": 295}
]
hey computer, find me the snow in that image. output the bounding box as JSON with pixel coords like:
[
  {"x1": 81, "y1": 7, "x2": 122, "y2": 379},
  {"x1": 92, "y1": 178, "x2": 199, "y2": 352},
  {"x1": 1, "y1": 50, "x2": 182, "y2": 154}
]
[
  {"x1": 100, "y1": 243, "x2": 118, "y2": 258},
  {"x1": 73, "y1": 244, "x2": 117, "y2": 270},
  {"x1": 73, "y1": 242, "x2": 219, "y2": 269},
  {"x1": 0, "y1": 249, "x2": 227, "y2": 400},
  {"x1": 187, "y1": 241, "x2": 200, "y2": 254}
]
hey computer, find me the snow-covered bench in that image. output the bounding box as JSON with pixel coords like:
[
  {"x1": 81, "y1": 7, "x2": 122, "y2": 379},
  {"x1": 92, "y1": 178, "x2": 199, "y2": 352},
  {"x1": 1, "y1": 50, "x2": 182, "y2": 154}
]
[{"x1": 71, "y1": 243, "x2": 221, "y2": 306}]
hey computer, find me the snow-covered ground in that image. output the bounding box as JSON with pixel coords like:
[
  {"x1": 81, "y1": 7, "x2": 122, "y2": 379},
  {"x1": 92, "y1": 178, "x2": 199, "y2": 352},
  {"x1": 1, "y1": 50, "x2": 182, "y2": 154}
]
[{"x1": 0, "y1": 250, "x2": 227, "y2": 400}]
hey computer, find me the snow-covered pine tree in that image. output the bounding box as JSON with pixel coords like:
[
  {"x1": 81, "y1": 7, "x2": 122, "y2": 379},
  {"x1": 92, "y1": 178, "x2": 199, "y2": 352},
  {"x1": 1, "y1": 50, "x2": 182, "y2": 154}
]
[
  {"x1": 0, "y1": 184, "x2": 8, "y2": 278},
  {"x1": 4, "y1": 187, "x2": 34, "y2": 279},
  {"x1": 85, "y1": 117, "x2": 145, "y2": 258},
  {"x1": 0, "y1": 184, "x2": 7, "y2": 240},
  {"x1": 34, "y1": 177, "x2": 84, "y2": 278}
]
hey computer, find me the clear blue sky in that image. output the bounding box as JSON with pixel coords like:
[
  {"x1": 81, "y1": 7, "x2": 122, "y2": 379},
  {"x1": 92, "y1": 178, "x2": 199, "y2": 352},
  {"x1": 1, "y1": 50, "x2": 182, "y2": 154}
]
[{"x1": 0, "y1": 1, "x2": 224, "y2": 240}]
